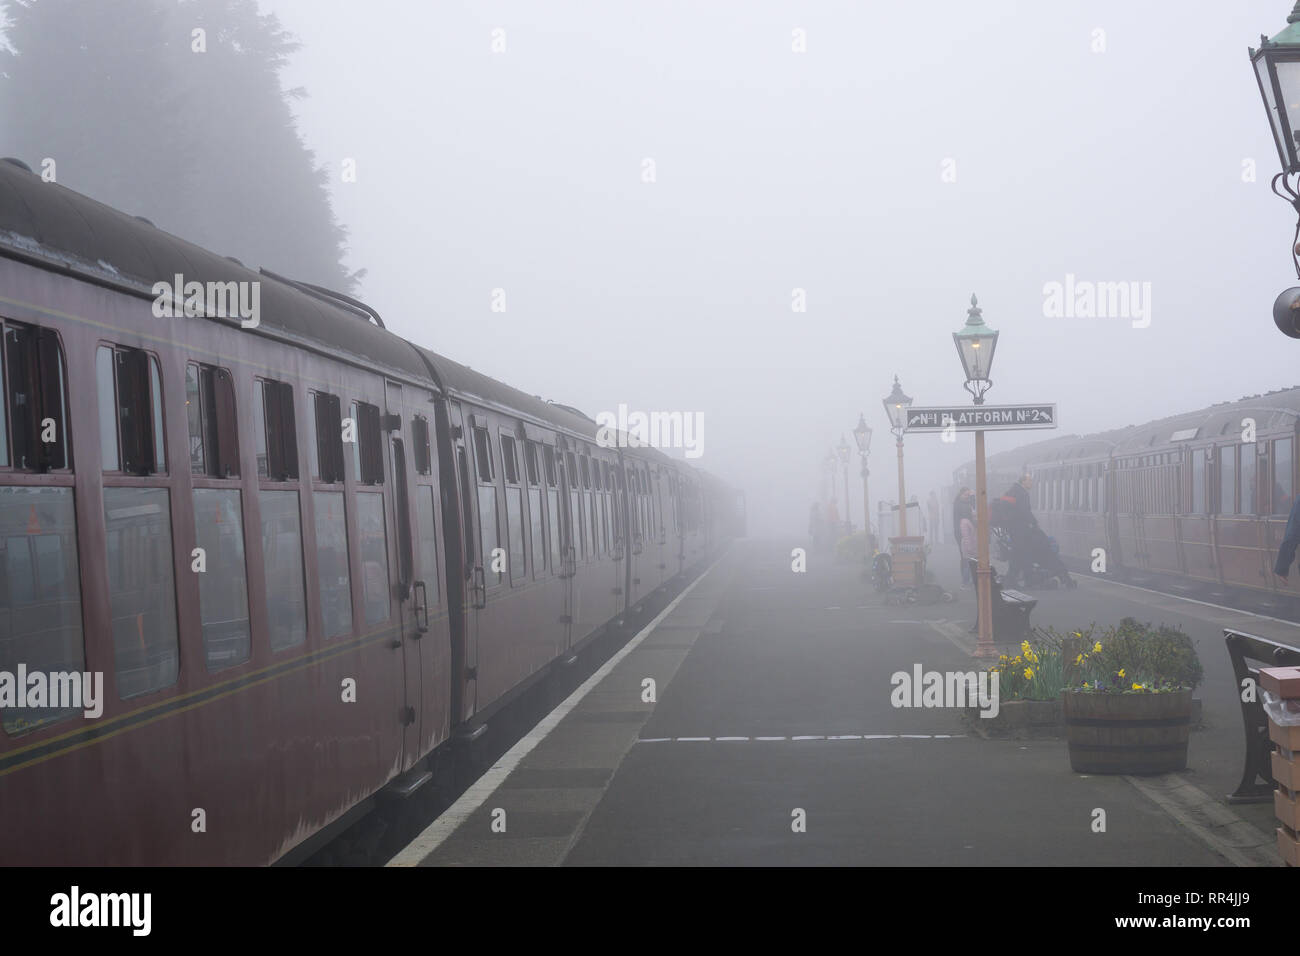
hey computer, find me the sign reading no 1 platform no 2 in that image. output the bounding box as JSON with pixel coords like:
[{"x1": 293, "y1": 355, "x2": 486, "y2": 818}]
[{"x1": 905, "y1": 404, "x2": 1057, "y2": 433}]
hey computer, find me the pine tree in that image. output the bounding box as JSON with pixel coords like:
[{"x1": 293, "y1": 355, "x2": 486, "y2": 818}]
[{"x1": 0, "y1": 0, "x2": 360, "y2": 291}]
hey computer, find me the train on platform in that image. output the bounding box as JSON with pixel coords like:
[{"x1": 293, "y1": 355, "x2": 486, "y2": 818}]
[
  {"x1": 0, "y1": 157, "x2": 743, "y2": 865},
  {"x1": 952, "y1": 387, "x2": 1300, "y2": 613}
]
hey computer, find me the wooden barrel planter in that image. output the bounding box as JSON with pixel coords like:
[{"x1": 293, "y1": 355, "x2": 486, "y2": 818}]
[{"x1": 1061, "y1": 689, "x2": 1192, "y2": 774}]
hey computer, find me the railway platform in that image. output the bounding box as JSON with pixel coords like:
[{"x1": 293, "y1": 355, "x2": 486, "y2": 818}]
[{"x1": 390, "y1": 539, "x2": 1287, "y2": 867}]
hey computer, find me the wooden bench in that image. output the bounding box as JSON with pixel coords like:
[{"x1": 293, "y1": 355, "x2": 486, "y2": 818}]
[
  {"x1": 968, "y1": 558, "x2": 1037, "y2": 643},
  {"x1": 1224, "y1": 628, "x2": 1300, "y2": 803}
]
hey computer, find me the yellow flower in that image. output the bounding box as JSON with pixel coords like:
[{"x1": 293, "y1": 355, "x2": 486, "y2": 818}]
[
  {"x1": 1118, "y1": 668, "x2": 1125, "y2": 678},
  {"x1": 1075, "y1": 654, "x2": 1084, "y2": 665},
  {"x1": 1093, "y1": 642, "x2": 1103, "y2": 653},
  {"x1": 1132, "y1": 682, "x2": 1143, "y2": 691},
  {"x1": 1074, "y1": 631, "x2": 1082, "y2": 638},
  {"x1": 1024, "y1": 667, "x2": 1034, "y2": 680},
  {"x1": 1021, "y1": 640, "x2": 1031, "y2": 655}
]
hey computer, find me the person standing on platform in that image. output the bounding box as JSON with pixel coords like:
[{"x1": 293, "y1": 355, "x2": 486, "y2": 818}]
[
  {"x1": 953, "y1": 487, "x2": 974, "y2": 587},
  {"x1": 809, "y1": 502, "x2": 826, "y2": 554},
  {"x1": 1274, "y1": 492, "x2": 1300, "y2": 582},
  {"x1": 1002, "y1": 473, "x2": 1036, "y2": 587},
  {"x1": 958, "y1": 506, "x2": 977, "y2": 590}
]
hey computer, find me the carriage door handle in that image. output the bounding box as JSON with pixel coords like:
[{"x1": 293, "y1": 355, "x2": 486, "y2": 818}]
[
  {"x1": 472, "y1": 566, "x2": 487, "y2": 609},
  {"x1": 413, "y1": 580, "x2": 430, "y2": 634}
]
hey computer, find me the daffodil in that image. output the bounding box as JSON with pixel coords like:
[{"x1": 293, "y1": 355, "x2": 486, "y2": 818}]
[
  {"x1": 1074, "y1": 631, "x2": 1082, "y2": 638},
  {"x1": 1093, "y1": 642, "x2": 1103, "y2": 653},
  {"x1": 1021, "y1": 640, "x2": 1031, "y2": 655},
  {"x1": 1024, "y1": 667, "x2": 1034, "y2": 680},
  {"x1": 1132, "y1": 682, "x2": 1143, "y2": 691},
  {"x1": 1117, "y1": 668, "x2": 1125, "y2": 678},
  {"x1": 1075, "y1": 654, "x2": 1084, "y2": 665}
]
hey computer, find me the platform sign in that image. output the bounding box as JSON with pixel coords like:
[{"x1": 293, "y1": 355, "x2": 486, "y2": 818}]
[{"x1": 904, "y1": 404, "x2": 1057, "y2": 433}]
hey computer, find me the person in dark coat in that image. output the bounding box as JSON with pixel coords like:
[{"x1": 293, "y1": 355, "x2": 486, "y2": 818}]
[
  {"x1": 1001, "y1": 473, "x2": 1036, "y2": 587},
  {"x1": 1275, "y1": 493, "x2": 1300, "y2": 581}
]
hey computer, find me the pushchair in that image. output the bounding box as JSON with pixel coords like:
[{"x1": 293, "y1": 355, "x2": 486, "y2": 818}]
[{"x1": 1015, "y1": 525, "x2": 1076, "y2": 590}]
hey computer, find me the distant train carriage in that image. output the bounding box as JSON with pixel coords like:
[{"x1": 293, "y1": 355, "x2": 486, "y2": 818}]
[
  {"x1": 956, "y1": 389, "x2": 1300, "y2": 609},
  {"x1": 0, "y1": 157, "x2": 739, "y2": 865}
]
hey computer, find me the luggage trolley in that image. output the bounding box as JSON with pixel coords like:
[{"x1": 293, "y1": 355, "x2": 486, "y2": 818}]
[{"x1": 874, "y1": 535, "x2": 953, "y2": 605}]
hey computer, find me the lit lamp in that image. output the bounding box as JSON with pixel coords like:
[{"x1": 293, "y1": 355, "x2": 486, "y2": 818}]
[
  {"x1": 954, "y1": 294, "x2": 1000, "y2": 659},
  {"x1": 853, "y1": 412, "x2": 872, "y2": 554},
  {"x1": 1250, "y1": 4, "x2": 1300, "y2": 335},
  {"x1": 953, "y1": 294, "x2": 999, "y2": 405},
  {"x1": 882, "y1": 375, "x2": 912, "y2": 536}
]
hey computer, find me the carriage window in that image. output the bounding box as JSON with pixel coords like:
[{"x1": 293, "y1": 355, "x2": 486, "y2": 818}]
[
  {"x1": 500, "y1": 434, "x2": 520, "y2": 485},
  {"x1": 105, "y1": 487, "x2": 179, "y2": 697},
  {"x1": 525, "y1": 440, "x2": 541, "y2": 486},
  {"x1": 0, "y1": 487, "x2": 84, "y2": 734},
  {"x1": 98, "y1": 345, "x2": 165, "y2": 475},
  {"x1": 4, "y1": 324, "x2": 70, "y2": 472},
  {"x1": 254, "y1": 380, "x2": 297, "y2": 481},
  {"x1": 356, "y1": 493, "x2": 390, "y2": 624},
  {"x1": 478, "y1": 485, "x2": 500, "y2": 583},
  {"x1": 1219, "y1": 447, "x2": 1237, "y2": 515},
  {"x1": 352, "y1": 401, "x2": 382, "y2": 485},
  {"x1": 543, "y1": 445, "x2": 557, "y2": 487},
  {"x1": 529, "y1": 484, "x2": 545, "y2": 577},
  {"x1": 192, "y1": 489, "x2": 250, "y2": 670},
  {"x1": 1275, "y1": 438, "x2": 1294, "y2": 515},
  {"x1": 311, "y1": 392, "x2": 344, "y2": 483},
  {"x1": 314, "y1": 491, "x2": 352, "y2": 638},
  {"x1": 1241, "y1": 444, "x2": 1257, "y2": 516},
  {"x1": 547, "y1": 486, "x2": 561, "y2": 571},
  {"x1": 580, "y1": 455, "x2": 591, "y2": 490},
  {"x1": 412, "y1": 416, "x2": 432, "y2": 476},
  {"x1": 259, "y1": 490, "x2": 306, "y2": 649},
  {"x1": 186, "y1": 363, "x2": 238, "y2": 478},
  {"x1": 506, "y1": 486, "x2": 525, "y2": 584},
  {"x1": 472, "y1": 426, "x2": 493, "y2": 482},
  {"x1": 416, "y1": 486, "x2": 440, "y2": 604}
]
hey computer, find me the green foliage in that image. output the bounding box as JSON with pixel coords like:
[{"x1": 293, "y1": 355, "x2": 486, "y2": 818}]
[
  {"x1": 986, "y1": 618, "x2": 1203, "y2": 699},
  {"x1": 835, "y1": 530, "x2": 870, "y2": 563},
  {"x1": 987, "y1": 630, "x2": 1072, "y2": 701},
  {"x1": 1070, "y1": 617, "x2": 1203, "y2": 693}
]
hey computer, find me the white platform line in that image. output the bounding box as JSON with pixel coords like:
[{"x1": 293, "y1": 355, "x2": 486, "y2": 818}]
[
  {"x1": 1075, "y1": 573, "x2": 1300, "y2": 627},
  {"x1": 633, "y1": 733, "x2": 968, "y2": 743},
  {"x1": 387, "y1": 553, "x2": 726, "y2": 867}
]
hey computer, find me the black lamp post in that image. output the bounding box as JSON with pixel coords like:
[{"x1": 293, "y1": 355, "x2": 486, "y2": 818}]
[
  {"x1": 882, "y1": 375, "x2": 912, "y2": 536},
  {"x1": 1250, "y1": 3, "x2": 1300, "y2": 334},
  {"x1": 853, "y1": 413, "x2": 872, "y2": 553},
  {"x1": 954, "y1": 294, "x2": 1000, "y2": 658},
  {"x1": 836, "y1": 435, "x2": 851, "y2": 533}
]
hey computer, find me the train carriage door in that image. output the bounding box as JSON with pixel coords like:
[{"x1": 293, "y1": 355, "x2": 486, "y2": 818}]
[
  {"x1": 556, "y1": 437, "x2": 577, "y2": 647},
  {"x1": 441, "y1": 401, "x2": 479, "y2": 722},
  {"x1": 385, "y1": 381, "x2": 420, "y2": 768}
]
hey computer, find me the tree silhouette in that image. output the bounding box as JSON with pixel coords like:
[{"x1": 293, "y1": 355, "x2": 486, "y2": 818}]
[{"x1": 0, "y1": 0, "x2": 360, "y2": 291}]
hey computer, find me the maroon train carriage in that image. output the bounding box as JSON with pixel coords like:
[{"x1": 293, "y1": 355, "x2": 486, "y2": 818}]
[
  {"x1": 0, "y1": 157, "x2": 738, "y2": 865},
  {"x1": 955, "y1": 388, "x2": 1300, "y2": 609}
]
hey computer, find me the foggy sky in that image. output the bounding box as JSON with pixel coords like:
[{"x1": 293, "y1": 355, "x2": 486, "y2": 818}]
[{"x1": 25, "y1": 0, "x2": 1300, "y2": 536}]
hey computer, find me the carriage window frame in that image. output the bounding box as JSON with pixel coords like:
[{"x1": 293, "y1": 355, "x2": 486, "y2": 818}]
[
  {"x1": 186, "y1": 362, "x2": 239, "y2": 479},
  {"x1": 253, "y1": 378, "x2": 297, "y2": 482},
  {"x1": 98, "y1": 343, "x2": 166, "y2": 476},
  {"x1": 412, "y1": 415, "x2": 432, "y2": 476},
  {"x1": 1275, "y1": 437, "x2": 1294, "y2": 516},
  {"x1": 0, "y1": 322, "x2": 72, "y2": 474}
]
